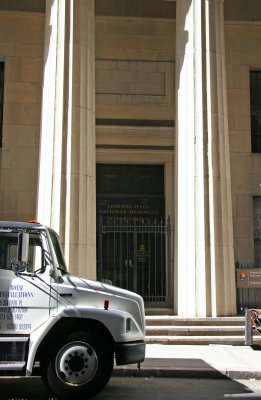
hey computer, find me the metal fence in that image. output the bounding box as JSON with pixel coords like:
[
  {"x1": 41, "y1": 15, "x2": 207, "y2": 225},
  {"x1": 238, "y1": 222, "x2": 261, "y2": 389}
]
[{"x1": 97, "y1": 216, "x2": 172, "y2": 306}]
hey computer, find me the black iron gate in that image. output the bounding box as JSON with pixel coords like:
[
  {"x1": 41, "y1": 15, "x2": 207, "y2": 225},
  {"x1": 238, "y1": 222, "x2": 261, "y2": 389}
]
[{"x1": 97, "y1": 217, "x2": 172, "y2": 306}]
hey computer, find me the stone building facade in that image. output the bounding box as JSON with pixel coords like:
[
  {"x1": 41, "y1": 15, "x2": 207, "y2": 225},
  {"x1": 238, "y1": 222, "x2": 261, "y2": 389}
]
[{"x1": 0, "y1": 0, "x2": 261, "y2": 317}]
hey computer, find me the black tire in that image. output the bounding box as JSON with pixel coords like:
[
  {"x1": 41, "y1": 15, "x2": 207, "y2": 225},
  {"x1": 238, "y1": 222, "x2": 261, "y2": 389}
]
[{"x1": 42, "y1": 330, "x2": 113, "y2": 400}]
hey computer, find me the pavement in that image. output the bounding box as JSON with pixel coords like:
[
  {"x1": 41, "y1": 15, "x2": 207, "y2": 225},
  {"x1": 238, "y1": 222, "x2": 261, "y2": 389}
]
[{"x1": 113, "y1": 344, "x2": 261, "y2": 380}]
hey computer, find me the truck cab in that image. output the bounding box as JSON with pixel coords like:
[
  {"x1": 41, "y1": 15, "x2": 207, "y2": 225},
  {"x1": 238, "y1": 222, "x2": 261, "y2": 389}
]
[{"x1": 0, "y1": 221, "x2": 146, "y2": 399}]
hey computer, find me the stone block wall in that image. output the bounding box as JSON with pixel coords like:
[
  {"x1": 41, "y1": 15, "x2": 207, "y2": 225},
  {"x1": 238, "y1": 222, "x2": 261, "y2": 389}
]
[
  {"x1": 0, "y1": 11, "x2": 44, "y2": 221},
  {"x1": 95, "y1": 16, "x2": 175, "y2": 224},
  {"x1": 95, "y1": 16, "x2": 175, "y2": 122}
]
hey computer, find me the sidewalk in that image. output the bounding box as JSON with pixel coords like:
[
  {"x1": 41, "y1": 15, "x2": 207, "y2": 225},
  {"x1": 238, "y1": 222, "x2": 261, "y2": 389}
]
[{"x1": 113, "y1": 344, "x2": 261, "y2": 380}]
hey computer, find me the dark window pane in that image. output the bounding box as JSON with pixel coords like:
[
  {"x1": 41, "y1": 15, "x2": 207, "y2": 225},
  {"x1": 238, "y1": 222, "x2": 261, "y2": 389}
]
[
  {"x1": 96, "y1": 164, "x2": 164, "y2": 195},
  {"x1": 250, "y1": 71, "x2": 261, "y2": 153},
  {"x1": 96, "y1": 164, "x2": 165, "y2": 221},
  {"x1": 253, "y1": 197, "x2": 261, "y2": 266},
  {"x1": 0, "y1": 62, "x2": 4, "y2": 147}
]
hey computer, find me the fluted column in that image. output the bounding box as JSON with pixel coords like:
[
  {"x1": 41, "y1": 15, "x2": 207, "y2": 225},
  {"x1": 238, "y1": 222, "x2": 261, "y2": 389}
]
[
  {"x1": 37, "y1": 0, "x2": 96, "y2": 279},
  {"x1": 175, "y1": 0, "x2": 236, "y2": 316}
]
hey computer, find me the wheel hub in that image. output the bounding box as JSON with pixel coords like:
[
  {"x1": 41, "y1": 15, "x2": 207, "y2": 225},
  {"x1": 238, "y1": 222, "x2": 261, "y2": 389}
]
[
  {"x1": 55, "y1": 341, "x2": 98, "y2": 386},
  {"x1": 68, "y1": 354, "x2": 84, "y2": 372}
]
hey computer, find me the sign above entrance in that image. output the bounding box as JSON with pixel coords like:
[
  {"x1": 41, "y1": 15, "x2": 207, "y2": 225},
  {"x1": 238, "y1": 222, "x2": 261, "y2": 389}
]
[{"x1": 97, "y1": 197, "x2": 165, "y2": 221}]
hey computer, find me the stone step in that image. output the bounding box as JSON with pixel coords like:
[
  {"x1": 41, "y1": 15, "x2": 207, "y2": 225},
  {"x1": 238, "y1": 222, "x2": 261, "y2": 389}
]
[
  {"x1": 145, "y1": 308, "x2": 174, "y2": 316},
  {"x1": 145, "y1": 316, "x2": 244, "y2": 326},
  {"x1": 144, "y1": 315, "x2": 261, "y2": 345},
  {"x1": 146, "y1": 335, "x2": 261, "y2": 346},
  {"x1": 146, "y1": 325, "x2": 245, "y2": 336}
]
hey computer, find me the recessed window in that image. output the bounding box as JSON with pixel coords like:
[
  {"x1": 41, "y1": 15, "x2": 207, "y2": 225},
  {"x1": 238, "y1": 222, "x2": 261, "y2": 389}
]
[
  {"x1": 253, "y1": 197, "x2": 261, "y2": 266},
  {"x1": 0, "y1": 62, "x2": 4, "y2": 148},
  {"x1": 250, "y1": 71, "x2": 261, "y2": 153}
]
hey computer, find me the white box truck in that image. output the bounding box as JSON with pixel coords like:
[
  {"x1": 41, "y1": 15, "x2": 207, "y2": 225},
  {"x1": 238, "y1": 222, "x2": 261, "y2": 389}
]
[{"x1": 0, "y1": 221, "x2": 146, "y2": 399}]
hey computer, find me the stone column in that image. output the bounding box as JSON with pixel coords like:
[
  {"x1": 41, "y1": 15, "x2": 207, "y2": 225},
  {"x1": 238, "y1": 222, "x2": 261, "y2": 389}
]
[
  {"x1": 37, "y1": 0, "x2": 96, "y2": 279},
  {"x1": 175, "y1": 0, "x2": 236, "y2": 316}
]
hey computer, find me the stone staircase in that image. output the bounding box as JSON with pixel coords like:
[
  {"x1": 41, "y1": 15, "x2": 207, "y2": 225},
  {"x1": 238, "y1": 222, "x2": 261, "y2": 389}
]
[{"x1": 145, "y1": 315, "x2": 261, "y2": 345}]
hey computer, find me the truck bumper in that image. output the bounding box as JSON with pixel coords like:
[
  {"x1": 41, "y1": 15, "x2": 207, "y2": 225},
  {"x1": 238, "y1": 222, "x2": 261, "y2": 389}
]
[{"x1": 114, "y1": 341, "x2": 146, "y2": 365}]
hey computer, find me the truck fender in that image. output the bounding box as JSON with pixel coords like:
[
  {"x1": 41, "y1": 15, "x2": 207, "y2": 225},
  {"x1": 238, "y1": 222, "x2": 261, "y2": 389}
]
[
  {"x1": 26, "y1": 306, "x2": 142, "y2": 375},
  {"x1": 61, "y1": 306, "x2": 143, "y2": 341}
]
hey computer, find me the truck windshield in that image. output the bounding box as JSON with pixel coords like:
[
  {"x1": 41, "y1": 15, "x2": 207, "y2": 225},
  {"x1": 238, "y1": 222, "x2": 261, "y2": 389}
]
[{"x1": 48, "y1": 229, "x2": 68, "y2": 274}]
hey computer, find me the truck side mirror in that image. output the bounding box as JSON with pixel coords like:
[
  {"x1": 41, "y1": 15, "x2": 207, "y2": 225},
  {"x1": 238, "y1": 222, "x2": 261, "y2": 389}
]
[
  {"x1": 11, "y1": 231, "x2": 29, "y2": 273},
  {"x1": 17, "y1": 231, "x2": 29, "y2": 263}
]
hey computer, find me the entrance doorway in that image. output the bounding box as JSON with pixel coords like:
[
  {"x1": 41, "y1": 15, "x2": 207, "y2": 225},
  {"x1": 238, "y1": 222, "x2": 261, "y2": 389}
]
[{"x1": 96, "y1": 164, "x2": 171, "y2": 306}]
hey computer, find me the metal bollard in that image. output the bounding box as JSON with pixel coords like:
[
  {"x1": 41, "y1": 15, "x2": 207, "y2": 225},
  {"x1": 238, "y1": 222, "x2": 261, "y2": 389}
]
[{"x1": 245, "y1": 308, "x2": 253, "y2": 346}]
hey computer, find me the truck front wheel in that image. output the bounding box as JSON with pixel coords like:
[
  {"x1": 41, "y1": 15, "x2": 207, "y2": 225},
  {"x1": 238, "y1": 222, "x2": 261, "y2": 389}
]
[{"x1": 42, "y1": 330, "x2": 113, "y2": 399}]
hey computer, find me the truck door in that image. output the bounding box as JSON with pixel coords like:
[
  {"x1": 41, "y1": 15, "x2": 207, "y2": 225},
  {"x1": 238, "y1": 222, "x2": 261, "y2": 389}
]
[{"x1": 0, "y1": 229, "x2": 56, "y2": 334}]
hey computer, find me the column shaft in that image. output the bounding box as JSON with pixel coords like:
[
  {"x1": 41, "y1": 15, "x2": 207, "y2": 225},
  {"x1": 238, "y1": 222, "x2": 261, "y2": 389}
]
[
  {"x1": 175, "y1": 0, "x2": 236, "y2": 316},
  {"x1": 37, "y1": 0, "x2": 96, "y2": 279}
]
